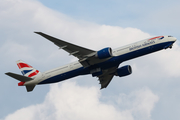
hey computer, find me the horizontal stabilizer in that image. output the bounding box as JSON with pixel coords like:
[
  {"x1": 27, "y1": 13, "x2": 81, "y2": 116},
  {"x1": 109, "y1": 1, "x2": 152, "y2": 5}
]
[
  {"x1": 5, "y1": 72, "x2": 33, "y2": 82},
  {"x1": 26, "y1": 85, "x2": 35, "y2": 92}
]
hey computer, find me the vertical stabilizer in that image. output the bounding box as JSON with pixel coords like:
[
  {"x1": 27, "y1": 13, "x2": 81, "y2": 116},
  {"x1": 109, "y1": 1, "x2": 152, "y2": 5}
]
[{"x1": 16, "y1": 60, "x2": 40, "y2": 78}]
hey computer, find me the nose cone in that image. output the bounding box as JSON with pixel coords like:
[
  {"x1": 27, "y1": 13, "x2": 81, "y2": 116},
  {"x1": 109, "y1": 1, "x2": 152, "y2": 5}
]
[
  {"x1": 173, "y1": 37, "x2": 177, "y2": 42},
  {"x1": 169, "y1": 36, "x2": 177, "y2": 42}
]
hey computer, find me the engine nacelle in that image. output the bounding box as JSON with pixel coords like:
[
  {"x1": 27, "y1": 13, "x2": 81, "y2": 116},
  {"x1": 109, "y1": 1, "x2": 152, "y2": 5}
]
[
  {"x1": 116, "y1": 65, "x2": 132, "y2": 77},
  {"x1": 96, "y1": 47, "x2": 112, "y2": 59}
]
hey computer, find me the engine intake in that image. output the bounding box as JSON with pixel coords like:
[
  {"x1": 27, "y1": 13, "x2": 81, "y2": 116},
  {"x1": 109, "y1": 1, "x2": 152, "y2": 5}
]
[
  {"x1": 96, "y1": 47, "x2": 112, "y2": 59},
  {"x1": 116, "y1": 65, "x2": 132, "y2": 77}
]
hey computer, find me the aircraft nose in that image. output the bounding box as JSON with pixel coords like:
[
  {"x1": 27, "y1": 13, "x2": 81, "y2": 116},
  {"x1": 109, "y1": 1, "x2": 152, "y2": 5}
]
[
  {"x1": 172, "y1": 37, "x2": 177, "y2": 42},
  {"x1": 168, "y1": 36, "x2": 177, "y2": 42}
]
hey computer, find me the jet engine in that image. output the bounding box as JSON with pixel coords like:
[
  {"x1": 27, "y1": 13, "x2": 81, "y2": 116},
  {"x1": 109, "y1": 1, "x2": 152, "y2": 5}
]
[
  {"x1": 116, "y1": 65, "x2": 132, "y2": 77},
  {"x1": 96, "y1": 47, "x2": 113, "y2": 59}
]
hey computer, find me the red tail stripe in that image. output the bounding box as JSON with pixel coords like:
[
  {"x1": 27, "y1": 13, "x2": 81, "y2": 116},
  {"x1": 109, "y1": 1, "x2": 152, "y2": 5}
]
[
  {"x1": 28, "y1": 70, "x2": 39, "y2": 77},
  {"x1": 17, "y1": 63, "x2": 32, "y2": 69}
]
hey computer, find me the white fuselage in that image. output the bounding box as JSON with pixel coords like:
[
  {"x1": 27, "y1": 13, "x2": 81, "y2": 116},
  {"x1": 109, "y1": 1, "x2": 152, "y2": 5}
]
[{"x1": 24, "y1": 35, "x2": 177, "y2": 86}]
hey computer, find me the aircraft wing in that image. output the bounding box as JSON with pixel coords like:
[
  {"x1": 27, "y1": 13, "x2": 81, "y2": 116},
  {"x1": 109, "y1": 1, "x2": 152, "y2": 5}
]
[
  {"x1": 35, "y1": 32, "x2": 96, "y2": 59},
  {"x1": 99, "y1": 74, "x2": 114, "y2": 89},
  {"x1": 98, "y1": 67, "x2": 117, "y2": 89}
]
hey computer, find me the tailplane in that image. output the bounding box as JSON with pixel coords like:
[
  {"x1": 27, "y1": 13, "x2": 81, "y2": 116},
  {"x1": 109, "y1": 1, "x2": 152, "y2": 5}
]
[
  {"x1": 5, "y1": 60, "x2": 40, "y2": 92},
  {"x1": 5, "y1": 72, "x2": 33, "y2": 82}
]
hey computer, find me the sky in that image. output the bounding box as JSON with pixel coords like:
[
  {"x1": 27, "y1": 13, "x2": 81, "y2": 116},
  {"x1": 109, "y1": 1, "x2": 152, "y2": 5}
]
[{"x1": 1, "y1": 0, "x2": 180, "y2": 120}]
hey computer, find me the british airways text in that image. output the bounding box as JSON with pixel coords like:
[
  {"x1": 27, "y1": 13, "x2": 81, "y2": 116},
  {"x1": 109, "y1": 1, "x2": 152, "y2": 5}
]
[{"x1": 129, "y1": 41, "x2": 155, "y2": 51}]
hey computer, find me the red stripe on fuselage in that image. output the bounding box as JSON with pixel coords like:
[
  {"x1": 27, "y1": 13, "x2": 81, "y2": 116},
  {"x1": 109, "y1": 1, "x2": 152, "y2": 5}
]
[
  {"x1": 149, "y1": 36, "x2": 163, "y2": 40},
  {"x1": 17, "y1": 63, "x2": 32, "y2": 69},
  {"x1": 28, "y1": 70, "x2": 39, "y2": 77}
]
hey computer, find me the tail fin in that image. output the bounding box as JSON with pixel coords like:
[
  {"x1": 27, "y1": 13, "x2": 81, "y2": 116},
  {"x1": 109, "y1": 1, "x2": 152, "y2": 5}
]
[
  {"x1": 16, "y1": 60, "x2": 40, "y2": 78},
  {"x1": 5, "y1": 60, "x2": 40, "y2": 92}
]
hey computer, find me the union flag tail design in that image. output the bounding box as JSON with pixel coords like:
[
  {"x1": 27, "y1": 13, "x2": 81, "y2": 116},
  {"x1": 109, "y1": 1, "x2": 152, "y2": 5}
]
[{"x1": 16, "y1": 60, "x2": 40, "y2": 78}]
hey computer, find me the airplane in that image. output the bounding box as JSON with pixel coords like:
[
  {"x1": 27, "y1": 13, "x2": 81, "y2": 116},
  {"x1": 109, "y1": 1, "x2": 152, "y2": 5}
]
[{"x1": 5, "y1": 32, "x2": 177, "y2": 92}]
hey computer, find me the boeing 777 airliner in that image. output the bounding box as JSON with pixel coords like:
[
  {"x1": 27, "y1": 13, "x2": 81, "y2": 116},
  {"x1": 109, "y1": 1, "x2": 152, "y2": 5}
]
[{"x1": 5, "y1": 32, "x2": 177, "y2": 92}]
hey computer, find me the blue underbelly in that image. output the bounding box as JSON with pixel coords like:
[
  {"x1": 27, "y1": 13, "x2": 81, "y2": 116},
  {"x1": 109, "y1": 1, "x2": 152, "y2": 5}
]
[{"x1": 38, "y1": 41, "x2": 173, "y2": 85}]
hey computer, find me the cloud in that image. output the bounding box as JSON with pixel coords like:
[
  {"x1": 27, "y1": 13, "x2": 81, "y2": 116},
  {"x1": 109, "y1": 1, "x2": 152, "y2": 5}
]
[
  {"x1": 0, "y1": 0, "x2": 152, "y2": 68},
  {"x1": 2, "y1": 81, "x2": 158, "y2": 120},
  {"x1": 118, "y1": 87, "x2": 159, "y2": 120},
  {"x1": 0, "y1": 41, "x2": 34, "y2": 62},
  {"x1": 1, "y1": 0, "x2": 180, "y2": 119},
  {"x1": 153, "y1": 43, "x2": 180, "y2": 77},
  {"x1": 131, "y1": 42, "x2": 180, "y2": 78}
]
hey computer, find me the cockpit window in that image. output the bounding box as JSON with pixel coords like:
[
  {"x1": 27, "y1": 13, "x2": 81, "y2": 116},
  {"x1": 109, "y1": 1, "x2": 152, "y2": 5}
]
[{"x1": 168, "y1": 35, "x2": 173, "y2": 37}]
